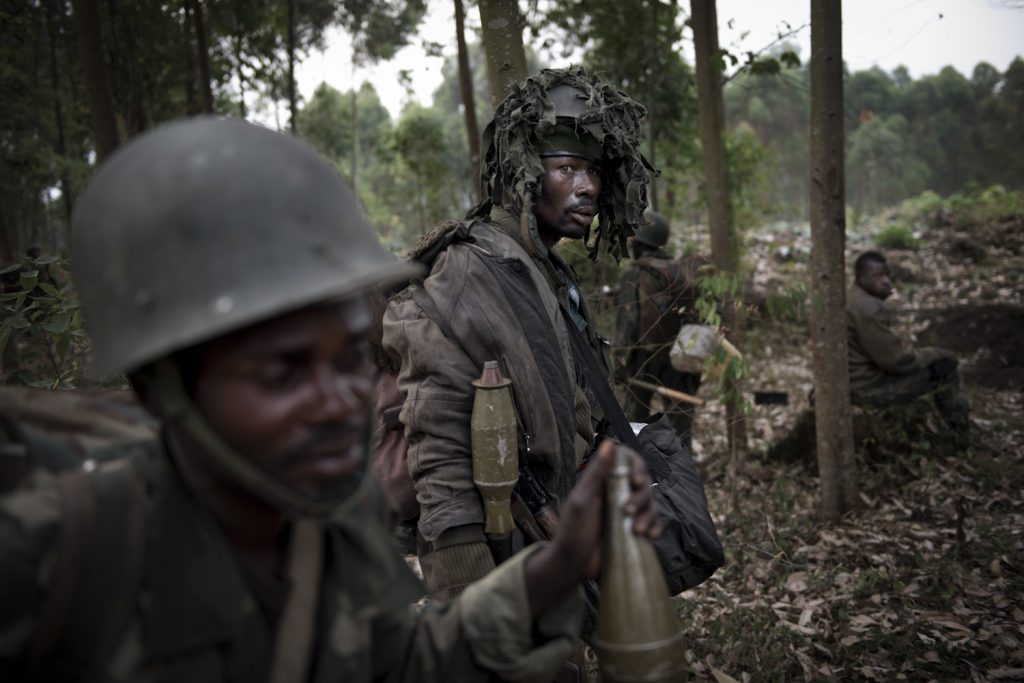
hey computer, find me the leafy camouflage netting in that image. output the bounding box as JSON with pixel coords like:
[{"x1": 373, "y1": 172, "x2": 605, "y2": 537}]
[{"x1": 469, "y1": 66, "x2": 658, "y2": 261}]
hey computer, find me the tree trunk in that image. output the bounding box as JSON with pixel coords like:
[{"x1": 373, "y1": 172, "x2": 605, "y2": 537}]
[
  {"x1": 477, "y1": 0, "x2": 527, "y2": 108},
  {"x1": 71, "y1": 0, "x2": 119, "y2": 161},
  {"x1": 454, "y1": 0, "x2": 482, "y2": 200},
  {"x1": 287, "y1": 0, "x2": 298, "y2": 133},
  {"x1": 809, "y1": 0, "x2": 856, "y2": 521},
  {"x1": 350, "y1": 60, "x2": 358, "y2": 193},
  {"x1": 112, "y1": 0, "x2": 146, "y2": 134},
  {"x1": 235, "y1": 33, "x2": 247, "y2": 119},
  {"x1": 182, "y1": 0, "x2": 196, "y2": 114},
  {"x1": 45, "y1": 0, "x2": 74, "y2": 236},
  {"x1": 187, "y1": 0, "x2": 214, "y2": 113},
  {"x1": 690, "y1": 0, "x2": 746, "y2": 481},
  {"x1": 647, "y1": 0, "x2": 658, "y2": 210}
]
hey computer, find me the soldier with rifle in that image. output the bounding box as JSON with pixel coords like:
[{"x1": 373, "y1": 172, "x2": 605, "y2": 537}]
[{"x1": 0, "y1": 117, "x2": 662, "y2": 682}]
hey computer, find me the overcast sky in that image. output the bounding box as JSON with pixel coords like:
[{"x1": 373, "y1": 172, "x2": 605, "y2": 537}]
[{"x1": 295, "y1": 0, "x2": 1024, "y2": 121}]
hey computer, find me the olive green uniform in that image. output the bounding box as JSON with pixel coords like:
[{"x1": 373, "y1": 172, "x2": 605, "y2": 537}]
[
  {"x1": 0, "y1": 439, "x2": 582, "y2": 682},
  {"x1": 847, "y1": 283, "x2": 969, "y2": 428}
]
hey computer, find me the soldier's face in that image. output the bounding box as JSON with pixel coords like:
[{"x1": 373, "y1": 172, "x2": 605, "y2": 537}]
[
  {"x1": 533, "y1": 156, "x2": 603, "y2": 245},
  {"x1": 858, "y1": 261, "x2": 894, "y2": 300},
  {"x1": 192, "y1": 299, "x2": 375, "y2": 501}
]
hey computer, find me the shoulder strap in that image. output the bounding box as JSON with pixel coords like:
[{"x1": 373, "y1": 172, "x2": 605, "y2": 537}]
[
  {"x1": 31, "y1": 460, "x2": 147, "y2": 678},
  {"x1": 559, "y1": 307, "x2": 644, "y2": 456}
]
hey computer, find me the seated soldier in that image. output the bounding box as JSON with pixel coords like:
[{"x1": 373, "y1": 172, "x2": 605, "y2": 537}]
[
  {"x1": 847, "y1": 251, "x2": 970, "y2": 433},
  {"x1": 0, "y1": 118, "x2": 661, "y2": 682}
]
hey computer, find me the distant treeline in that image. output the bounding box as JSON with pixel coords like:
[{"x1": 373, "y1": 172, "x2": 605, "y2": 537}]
[
  {"x1": 726, "y1": 56, "x2": 1024, "y2": 218},
  {"x1": 4, "y1": 0, "x2": 1021, "y2": 261}
]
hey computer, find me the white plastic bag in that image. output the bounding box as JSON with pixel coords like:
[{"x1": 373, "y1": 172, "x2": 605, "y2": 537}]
[{"x1": 669, "y1": 324, "x2": 719, "y2": 373}]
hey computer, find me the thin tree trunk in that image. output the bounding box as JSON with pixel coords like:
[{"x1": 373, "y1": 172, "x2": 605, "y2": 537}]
[
  {"x1": 454, "y1": 0, "x2": 482, "y2": 200},
  {"x1": 287, "y1": 0, "x2": 298, "y2": 133},
  {"x1": 187, "y1": 0, "x2": 214, "y2": 113},
  {"x1": 809, "y1": 0, "x2": 856, "y2": 521},
  {"x1": 691, "y1": 0, "x2": 746, "y2": 479},
  {"x1": 235, "y1": 34, "x2": 247, "y2": 119},
  {"x1": 71, "y1": 0, "x2": 119, "y2": 161},
  {"x1": 350, "y1": 61, "x2": 358, "y2": 193},
  {"x1": 647, "y1": 0, "x2": 658, "y2": 210},
  {"x1": 45, "y1": 0, "x2": 74, "y2": 236},
  {"x1": 478, "y1": 0, "x2": 527, "y2": 108},
  {"x1": 182, "y1": 0, "x2": 196, "y2": 114}
]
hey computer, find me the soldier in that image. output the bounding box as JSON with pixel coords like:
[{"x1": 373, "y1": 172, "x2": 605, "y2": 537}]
[
  {"x1": 0, "y1": 117, "x2": 661, "y2": 682},
  {"x1": 614, "y1": 211, "x2": 704, "y2": 449},
  {"x1": 383, "y1": 67, "x2": 701, "y2": 604},
  {"x1": 848, "y1": 250, "x2": 970, "y2": 433}
]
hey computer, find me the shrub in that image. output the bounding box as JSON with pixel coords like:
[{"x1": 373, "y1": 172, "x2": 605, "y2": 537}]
[{"x1": 874, "y1": 224, "x2": 920, "y2": 250}]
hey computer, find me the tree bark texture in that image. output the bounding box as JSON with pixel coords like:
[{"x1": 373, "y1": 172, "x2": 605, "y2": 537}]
[
  {"x1": 809, "y1": 0, "x2": 857, "y2": 521},
  {"x1": 187, "y1": 0, "x2": 214, "y2": 113},
  {"x1": 70, "y1": 0, "x2": 119, "y2": 161},
  {"x1": 454, "y1": 0, "x2": 482, "y2": 200},
  {"x1": 287, "y1": 0, "x2": 298, "y2": 133},
  {"x1": 690, "y1": 0, "x2": 746, "y2": 460},
  {"x1": 478, "y1": 0, "x2": 528, "y2": 109},
  {"x1": 44, "y1": 0, "x2": 74, "y2": 232}
]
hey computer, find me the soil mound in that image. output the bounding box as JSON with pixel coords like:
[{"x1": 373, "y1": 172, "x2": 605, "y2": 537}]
[{"x1": 918, "y1": 303, "x2": 1024, "y2": 389}]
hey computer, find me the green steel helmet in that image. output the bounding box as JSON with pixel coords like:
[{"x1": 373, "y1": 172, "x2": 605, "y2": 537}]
[
  {"x1": 635, "y1": 211, "x2": 670, "y2": 248},
  {"x1": 71, "y1": 116, "x2": 418, "y2": 378},
  {"x1": 471, "y1": 66, "x2": 658, "y2": 260}
]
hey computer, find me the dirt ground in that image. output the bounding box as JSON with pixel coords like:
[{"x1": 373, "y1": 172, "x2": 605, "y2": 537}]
[{"x1": 672, "y1": 206, "x2": 1024, "y2": 681}]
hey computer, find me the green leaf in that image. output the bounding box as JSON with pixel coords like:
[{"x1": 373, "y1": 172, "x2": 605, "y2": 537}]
[
  {"x1": 6, "y1": 314, "x2": 29, "y2": 330},
  {"x1": 19, "y1": 270, "x2": 38, "y2": 291},
  {"x1": 0, "y1": 263, "x2": 21, "y2": 276},
  {"x1": 55, "y1": 333, "x2": 71, "y2": 359},
  {"x1": 42, "y1": 311, "x2": 71, "y2": 334},
  {"x1": 32, "y1": 255, "x2": 57, "y2": 265},
  {"x1": 39, "y1": 282, "x2": 60, "y2": 298}
]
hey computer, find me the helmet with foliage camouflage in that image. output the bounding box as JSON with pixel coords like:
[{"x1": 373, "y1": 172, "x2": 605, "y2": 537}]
[
  {"x1": 635, "y1": 211, "x2": 670, "y2": 248},
  {"x1": 71, "y1": 117, "x2": 418, "y2": 516},
  {"x1": 471, "y1": 66, "x2": 657, "y2": 260},
  {"x1": 72, "y1": 117, "x2": 417, "y2": 378}
]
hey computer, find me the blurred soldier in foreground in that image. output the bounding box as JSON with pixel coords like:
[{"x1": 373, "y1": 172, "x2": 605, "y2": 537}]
[
  {"x1": 614, "y1": 212, "x2": 704, "y2": 449},
  {"x1": 0, "y1": 118, "x2": 661, "y2": 682},
  {"x1": 847, "y1": 250, "x2": 970, "y2": 433}
]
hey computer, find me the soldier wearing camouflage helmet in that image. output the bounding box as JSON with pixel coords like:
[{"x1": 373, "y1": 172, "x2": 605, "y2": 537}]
[
  {"x1": 0, "y1": 117, "x2": 661, "y2": 682},
  {"x1": 383, "y1": 67, "x2": 656, "y2": 602}
]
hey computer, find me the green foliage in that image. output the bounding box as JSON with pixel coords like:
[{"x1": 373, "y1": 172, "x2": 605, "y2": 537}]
[
  {"x1": 0, "y1": 254, "x2": 88, "y2": 388},
  {"x1": 874, "y1": 224, "x2": 921, "y2": 251},
  {"x1": 728, "y1": 53, "x2": 1024, "y2": 218},
  {"x1": 392, "y1": 104, "x2": 457, "y2": 234}
]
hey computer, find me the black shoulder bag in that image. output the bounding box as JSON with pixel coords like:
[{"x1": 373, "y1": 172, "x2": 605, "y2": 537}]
[{"x1": 561, "y1": 307, "x2": 724, "y2": 595}]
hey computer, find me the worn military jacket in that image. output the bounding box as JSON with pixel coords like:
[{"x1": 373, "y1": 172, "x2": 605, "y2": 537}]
[
  {"x1": 0, "y1": 439, "x2": 582, "y2": 682},
  {"x1": 382, "y1": 207, "x2": 606, "y2": 545},
  {"x1": 846, "y1": 283, "x2": 927, "y2": 390},
  {"x1": 614, "y1": 250, "x2": 699, "y2": 366}
]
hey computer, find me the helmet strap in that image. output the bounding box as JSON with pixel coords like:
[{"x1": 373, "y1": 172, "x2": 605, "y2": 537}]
[{"x1": 142, "y1": 358, "x2": 372, "y2": 519}]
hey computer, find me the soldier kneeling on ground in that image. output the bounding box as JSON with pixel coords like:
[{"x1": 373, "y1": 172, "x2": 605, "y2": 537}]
[
  {"x1": 847, "y1": 250, "x2": 970, "y2": 436},
  {"x1": 0, "y1": 118, "x2": 661, "y2": 683}
]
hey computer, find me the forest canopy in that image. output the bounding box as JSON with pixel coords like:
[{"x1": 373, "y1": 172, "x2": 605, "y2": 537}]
[{"x1": 2, "y1": 1, "x2": 1022, "y2": 258}]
